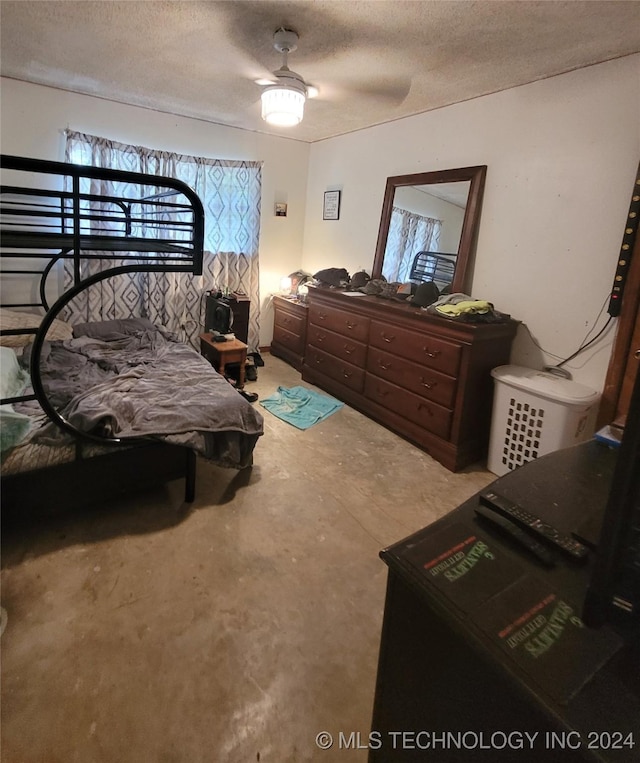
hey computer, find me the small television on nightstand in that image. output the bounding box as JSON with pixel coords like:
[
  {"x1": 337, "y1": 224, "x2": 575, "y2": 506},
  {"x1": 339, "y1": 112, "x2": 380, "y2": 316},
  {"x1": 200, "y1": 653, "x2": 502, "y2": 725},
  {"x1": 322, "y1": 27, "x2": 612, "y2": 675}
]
[{"x1": 205, "y1": 295, "x2": 234, "y2": 336}]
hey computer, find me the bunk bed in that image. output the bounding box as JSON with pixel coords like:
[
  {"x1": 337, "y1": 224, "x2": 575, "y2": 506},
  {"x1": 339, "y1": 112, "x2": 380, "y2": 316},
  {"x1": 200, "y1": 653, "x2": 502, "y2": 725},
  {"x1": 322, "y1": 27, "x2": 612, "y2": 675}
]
[{"x1": 0, "y1": 154, "x2": 263, "y2": 516}]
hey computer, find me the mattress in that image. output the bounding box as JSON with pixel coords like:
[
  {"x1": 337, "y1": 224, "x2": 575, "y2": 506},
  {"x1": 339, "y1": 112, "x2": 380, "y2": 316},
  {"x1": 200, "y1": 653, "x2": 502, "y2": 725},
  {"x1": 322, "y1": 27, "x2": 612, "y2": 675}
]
[{"x1": 2, "y1": 318, "x2": 264, "y2": 474}]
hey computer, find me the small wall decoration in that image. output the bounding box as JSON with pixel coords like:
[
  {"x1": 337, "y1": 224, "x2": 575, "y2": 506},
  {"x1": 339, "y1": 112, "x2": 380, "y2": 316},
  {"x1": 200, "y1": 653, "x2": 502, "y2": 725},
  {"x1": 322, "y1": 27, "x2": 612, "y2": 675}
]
[
  {"x1": 275, "y1": 202, "x2": 288, "y2": 217},
  {"x1": 323, "y1": 190, "x2": 341, "y2": 220}
]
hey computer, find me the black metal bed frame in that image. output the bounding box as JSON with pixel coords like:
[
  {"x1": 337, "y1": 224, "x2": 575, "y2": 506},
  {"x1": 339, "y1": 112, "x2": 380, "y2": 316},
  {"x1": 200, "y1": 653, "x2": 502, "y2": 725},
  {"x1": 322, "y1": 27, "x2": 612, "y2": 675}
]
[
  {"x1": 409, "y1": 250, "x2": 457, "y2": 287},
  {"x1": 0, "y1": 154, "x2": 206, "y2": 509}
]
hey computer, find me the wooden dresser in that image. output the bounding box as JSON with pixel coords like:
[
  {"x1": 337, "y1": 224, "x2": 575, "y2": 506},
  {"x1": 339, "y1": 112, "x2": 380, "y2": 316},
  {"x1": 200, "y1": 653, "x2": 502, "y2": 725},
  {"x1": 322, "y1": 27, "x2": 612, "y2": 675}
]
[
  {"x1": 271, "y1": 295, "x2": 309, "y2": 371},
  {"x1": 302, "y1": 287, "x2": 518, "y2": 471}
]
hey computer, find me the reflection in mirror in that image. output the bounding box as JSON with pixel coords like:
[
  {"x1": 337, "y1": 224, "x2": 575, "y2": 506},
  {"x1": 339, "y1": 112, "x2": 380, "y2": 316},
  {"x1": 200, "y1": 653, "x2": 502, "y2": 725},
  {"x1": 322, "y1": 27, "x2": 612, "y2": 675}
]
[
  {"x1": 372, "y1": 166, "x2": 487, "y2": 296},
  {"x1": 383, "y1": 182, "x2": 470, "y2": 290}
]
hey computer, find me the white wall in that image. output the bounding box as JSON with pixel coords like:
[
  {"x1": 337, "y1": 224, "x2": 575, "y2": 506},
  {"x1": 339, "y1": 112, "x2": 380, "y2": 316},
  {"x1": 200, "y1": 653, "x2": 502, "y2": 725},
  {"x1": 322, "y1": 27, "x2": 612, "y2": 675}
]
[
  {"x1": 0, "y1": 78, "x2": 310, "y2": 348},
  {"x1": 302, "y1": 55, "x2": 640, "y2": 392}
]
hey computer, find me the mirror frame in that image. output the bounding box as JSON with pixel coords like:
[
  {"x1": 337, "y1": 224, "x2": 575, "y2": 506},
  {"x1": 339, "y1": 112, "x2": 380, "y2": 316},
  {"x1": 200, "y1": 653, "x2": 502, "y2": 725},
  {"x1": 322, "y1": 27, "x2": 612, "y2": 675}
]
[{"x1": 372, "y1": 165, "x2": 487, "y2": 295}]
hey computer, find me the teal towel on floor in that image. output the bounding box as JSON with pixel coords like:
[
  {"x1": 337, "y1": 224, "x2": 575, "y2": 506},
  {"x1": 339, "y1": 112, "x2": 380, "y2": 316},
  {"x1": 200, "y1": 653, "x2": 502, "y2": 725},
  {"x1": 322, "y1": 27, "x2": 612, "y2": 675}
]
[{"x1": 260, "y1": 385, "x2": 344, "y2": 430}]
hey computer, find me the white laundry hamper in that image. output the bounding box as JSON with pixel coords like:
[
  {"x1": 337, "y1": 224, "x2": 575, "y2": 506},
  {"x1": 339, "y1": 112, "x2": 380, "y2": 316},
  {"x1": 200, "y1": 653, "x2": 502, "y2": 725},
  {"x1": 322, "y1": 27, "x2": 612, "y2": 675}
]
[{"x1": 487, "y1": 365, "x2": 600, "y2": 476}]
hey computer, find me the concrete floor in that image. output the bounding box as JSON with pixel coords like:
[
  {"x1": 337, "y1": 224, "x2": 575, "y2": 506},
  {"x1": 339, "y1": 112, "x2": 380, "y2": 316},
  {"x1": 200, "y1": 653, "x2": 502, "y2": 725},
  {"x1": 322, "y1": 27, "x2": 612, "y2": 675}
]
[{"x1": 1, "y1": 354, "x2": 495, "y2": 763}]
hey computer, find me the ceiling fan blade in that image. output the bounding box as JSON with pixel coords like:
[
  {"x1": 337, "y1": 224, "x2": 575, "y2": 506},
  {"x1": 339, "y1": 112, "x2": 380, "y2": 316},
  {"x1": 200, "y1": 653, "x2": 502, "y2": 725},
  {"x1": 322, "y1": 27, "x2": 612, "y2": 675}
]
[
  {"x1": 314, "y1": 76, "x2": 412, "y2": 108},
  {"x1": 344, "y1": 78, "x2": 412, "y2": 105},
  {"x1": 214, "y1": 2, "x2": 305, "y2": 72},
  {"x1": 212, "y1": 1, "x2": 415, "y2": 109}
]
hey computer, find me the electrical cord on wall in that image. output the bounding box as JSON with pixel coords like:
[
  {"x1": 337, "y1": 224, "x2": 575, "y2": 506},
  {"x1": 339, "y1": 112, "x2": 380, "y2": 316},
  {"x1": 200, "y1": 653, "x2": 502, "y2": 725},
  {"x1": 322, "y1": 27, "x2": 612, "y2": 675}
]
[
  {"x1": 554, "y1": 315, "x2": 614, "y2": 368},
  {"x1": 524, "y1": 294, "x2": 616, "y2": 380},
  {"x1": 546, "y1": 315, "x2": 615, "y2": 379}
]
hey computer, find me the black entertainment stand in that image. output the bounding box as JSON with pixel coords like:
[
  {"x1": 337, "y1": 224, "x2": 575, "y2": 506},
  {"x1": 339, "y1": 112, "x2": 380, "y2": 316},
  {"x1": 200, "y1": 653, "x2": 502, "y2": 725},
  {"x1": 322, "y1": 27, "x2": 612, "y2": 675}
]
[{"x1": 370, "y1": 441, "x2": 640, "y2": 762}]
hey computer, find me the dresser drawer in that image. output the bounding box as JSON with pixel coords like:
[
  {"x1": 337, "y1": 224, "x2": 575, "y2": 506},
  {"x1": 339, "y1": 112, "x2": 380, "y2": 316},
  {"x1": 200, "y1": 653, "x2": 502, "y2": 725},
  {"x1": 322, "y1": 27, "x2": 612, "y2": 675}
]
[
  {"x1": 309, "y1": 303, "x2": 369, "y2": 342},
  {"x1": 305, "y1": 345, "x2": 365, "y2": 393},
  {"x1": 273, "y1": 324, "x2": 305, "y2": 354},
  {"x1": 367, "y1": 347, "x2": 457, "y2": 409},
  {"x1": 369, "y1": 320, "x2": 462, "y2": 376},
  {"x1": 365, "y1": 374, "x2": 452, "y2": 440},
  {"x1": 275, "y1": 306, "x2": 306, "y2": 337},
  {"x1": 307, "y1": 324, "x2": 367, "y2": 366}
]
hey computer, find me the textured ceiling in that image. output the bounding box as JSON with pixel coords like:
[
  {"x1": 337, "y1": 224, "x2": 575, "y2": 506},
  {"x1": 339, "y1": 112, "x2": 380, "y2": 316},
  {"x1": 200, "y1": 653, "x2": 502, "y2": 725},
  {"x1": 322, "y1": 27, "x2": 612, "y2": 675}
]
[{"x1": 1, "y1": 0, "x2": 639, "y2": 143}]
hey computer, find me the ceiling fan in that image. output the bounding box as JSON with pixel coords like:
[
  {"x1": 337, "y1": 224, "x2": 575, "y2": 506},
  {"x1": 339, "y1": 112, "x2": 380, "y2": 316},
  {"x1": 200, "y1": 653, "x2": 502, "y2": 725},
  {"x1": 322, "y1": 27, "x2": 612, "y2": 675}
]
[
  {"x1": 232, "y1": 15, "x2": 412, "y2": 130},
  {"x1": 257, "y1": 27, "x2": 316, "y2": 127}
]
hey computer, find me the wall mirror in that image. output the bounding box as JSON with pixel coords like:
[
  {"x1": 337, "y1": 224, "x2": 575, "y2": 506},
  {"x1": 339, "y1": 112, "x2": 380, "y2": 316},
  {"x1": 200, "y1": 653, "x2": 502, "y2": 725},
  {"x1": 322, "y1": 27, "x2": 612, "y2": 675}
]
[{"x1": 372, "y1": 165, "x2": 487, "y2": 295}]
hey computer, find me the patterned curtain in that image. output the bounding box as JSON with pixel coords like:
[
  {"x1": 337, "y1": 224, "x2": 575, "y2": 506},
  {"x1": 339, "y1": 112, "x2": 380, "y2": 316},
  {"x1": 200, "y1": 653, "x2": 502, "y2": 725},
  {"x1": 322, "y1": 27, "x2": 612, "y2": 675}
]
[
  {"x1": 63, "y1": 131, "x2": 262, "y2": 351},
  {"x1": 382, "y1": 206, "x2": 441, "y2": 283}
]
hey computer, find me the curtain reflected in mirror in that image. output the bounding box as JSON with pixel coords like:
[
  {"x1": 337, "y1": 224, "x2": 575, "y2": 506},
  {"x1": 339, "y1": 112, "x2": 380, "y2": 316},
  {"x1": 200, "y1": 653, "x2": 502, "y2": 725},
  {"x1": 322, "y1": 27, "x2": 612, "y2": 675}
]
[
  {"x1": 382, "y1": 181, "x2": 470, "y2": 290},
  {"x1": 383, "y1": 207, "x2": 441, "y2": 282}
]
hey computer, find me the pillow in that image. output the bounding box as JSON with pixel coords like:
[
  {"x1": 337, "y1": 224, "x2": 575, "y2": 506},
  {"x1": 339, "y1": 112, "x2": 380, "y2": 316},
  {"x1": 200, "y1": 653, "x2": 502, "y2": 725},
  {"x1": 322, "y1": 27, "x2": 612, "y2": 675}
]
[
  {"x1": 73, "y1": 317, "x2": 158, "y2": 341},
  {"x1": 0, "y1": 347, "x2": 31, "y2": 453},
  {"x1": 0, "y1": 308, "x2": 73, "y2": 347},
  {"x1": 0, "y1": 346, "x2": 29, "y2": 400},
  {"x1": 0, "y1": 408, "x2": 32, "y2": 453}
]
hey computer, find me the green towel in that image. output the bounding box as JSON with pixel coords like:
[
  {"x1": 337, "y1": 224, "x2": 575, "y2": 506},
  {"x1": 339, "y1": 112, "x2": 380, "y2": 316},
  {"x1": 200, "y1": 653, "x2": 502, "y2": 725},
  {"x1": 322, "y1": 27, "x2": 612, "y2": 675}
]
[{"x1": 260, "y1": 385, "x2": 343, "y2": 429}]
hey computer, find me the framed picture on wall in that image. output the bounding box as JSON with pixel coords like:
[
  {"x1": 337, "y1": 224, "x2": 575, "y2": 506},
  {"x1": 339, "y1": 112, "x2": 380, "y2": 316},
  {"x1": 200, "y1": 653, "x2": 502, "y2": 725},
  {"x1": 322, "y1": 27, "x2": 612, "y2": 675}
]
[{"x1": 323, "y1": 190, "x2": 341, "y2": 220}]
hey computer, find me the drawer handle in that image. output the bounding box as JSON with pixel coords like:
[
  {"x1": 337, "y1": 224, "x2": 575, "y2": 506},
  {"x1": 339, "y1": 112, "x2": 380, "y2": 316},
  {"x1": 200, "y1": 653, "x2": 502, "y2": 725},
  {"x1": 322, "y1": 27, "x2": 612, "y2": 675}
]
[
  {"x1": 420, "y1": 377, "x2": 437, "y2": 390},
  {"x1": 345, "y1": 320, "x2": 358, "y2": 330},
  {"x1": 315, "y1": 332, "x2": 327, "y2": 343},
  {"x1": 423, "y1": 346, "x2": 441, "y2": 359},
  {"x1": 283, "y1": 316, "x2": 291, "y2": 324},
  {"x1": 375, "y1": 387, "x2": 389, "y2": 397},
  {"x1": 318, "y1": 312, "x2": 328, "y2": 321},
  {"x1": 381, "y1": 333, "x2": 395, "y2": 343},
  {"x1": 342, "y1": 370, "x2": 353, "y2": 379},
  {"x1": 417, "y1": 402, "x2": 433, "y2": 416},
  {"x1": 314, "y1": 356, "x2": 324, "y2": 365},
  {"x1": 343, "y1": 344, "x2": 356, "y2": 355},
  {"x1": 377, "y1": 360, "x2": 391, "y2": 370}
]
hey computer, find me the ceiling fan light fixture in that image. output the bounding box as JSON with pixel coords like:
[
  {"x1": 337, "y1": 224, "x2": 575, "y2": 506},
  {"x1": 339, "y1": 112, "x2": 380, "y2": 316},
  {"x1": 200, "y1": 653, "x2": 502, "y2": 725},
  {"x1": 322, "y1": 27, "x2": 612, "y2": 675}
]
[
  {"x1": 261, "y1": 28, "x2": 308, "y2": 127},
  {"x1": 261, "y1": 84, "x2": 305, "y2": 126}
]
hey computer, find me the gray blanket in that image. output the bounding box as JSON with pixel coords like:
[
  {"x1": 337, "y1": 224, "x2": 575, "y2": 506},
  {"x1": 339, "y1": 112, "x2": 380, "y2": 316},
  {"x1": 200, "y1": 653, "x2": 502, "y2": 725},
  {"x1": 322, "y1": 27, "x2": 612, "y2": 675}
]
[{"x1": 18, "y1": 328, "x2": 264, "y2": 469}]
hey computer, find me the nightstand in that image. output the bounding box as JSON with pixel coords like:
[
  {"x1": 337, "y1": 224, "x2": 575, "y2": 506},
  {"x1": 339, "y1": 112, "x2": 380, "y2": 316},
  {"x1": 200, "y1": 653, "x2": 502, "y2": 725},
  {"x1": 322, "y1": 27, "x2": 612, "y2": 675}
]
[
  {"x1": 271, "y1": 295, "x2": 308, "y2": 371},
  {"x1": 199, "y1": 333, "x2": 248, "y2": 388}
]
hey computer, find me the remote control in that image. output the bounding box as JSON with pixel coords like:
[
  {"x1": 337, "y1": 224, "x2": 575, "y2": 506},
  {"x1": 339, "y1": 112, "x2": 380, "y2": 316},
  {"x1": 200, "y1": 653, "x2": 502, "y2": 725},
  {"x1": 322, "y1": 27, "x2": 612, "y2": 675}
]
[
  {"x1": 474, "y1": 504, "x2": 556, "y2": 566},
  {"x1": 479, "y1": 489, "x2": 589, "y2": 561}
]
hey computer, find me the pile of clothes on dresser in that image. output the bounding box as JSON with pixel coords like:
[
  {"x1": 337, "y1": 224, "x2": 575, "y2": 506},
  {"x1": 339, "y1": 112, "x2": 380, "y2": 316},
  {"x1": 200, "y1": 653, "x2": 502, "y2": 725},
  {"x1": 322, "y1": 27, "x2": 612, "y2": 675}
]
[{"x1": 309, "y1": 267, "x2": 510, "y2": 323}]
